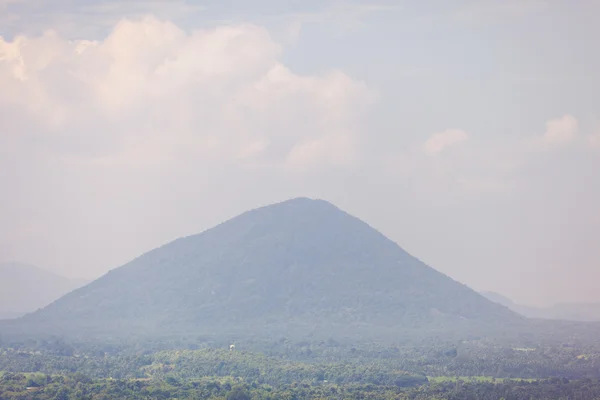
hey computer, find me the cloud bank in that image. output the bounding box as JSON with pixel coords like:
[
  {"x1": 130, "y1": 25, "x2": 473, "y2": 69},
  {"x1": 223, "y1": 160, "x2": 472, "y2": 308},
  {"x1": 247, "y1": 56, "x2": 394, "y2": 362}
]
[{"x1": 0, "y1": 16, "x2": 373, "y2": 171}]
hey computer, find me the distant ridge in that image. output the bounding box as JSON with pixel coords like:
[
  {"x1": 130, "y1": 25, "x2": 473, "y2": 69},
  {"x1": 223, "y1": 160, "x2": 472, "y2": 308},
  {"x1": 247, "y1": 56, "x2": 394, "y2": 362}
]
[
  {"x1": 0, "y1": 262, "x2": 88, "y2": 319},
  {"x1": 482, "y1": 291, "x2": 600, "y2": 322},
  {"x1": 8, "y1": 198, "x2": 523, "y2": 339}
]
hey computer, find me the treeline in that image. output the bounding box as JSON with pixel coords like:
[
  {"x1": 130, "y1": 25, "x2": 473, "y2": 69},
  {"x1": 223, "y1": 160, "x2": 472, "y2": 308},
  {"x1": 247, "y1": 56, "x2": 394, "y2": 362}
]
[
  {"x1": 2, "y1": 337, "x2": 600, "y2": 381},
  {"x1": 3, "y1": 372, "x2": 600, "y2": 400},
  {"x1": 3, "y1": 338, "x2": 600, "y2": 399},
  {"x1": 0, "y1": 348, "x2": 427, "y2": 387}
]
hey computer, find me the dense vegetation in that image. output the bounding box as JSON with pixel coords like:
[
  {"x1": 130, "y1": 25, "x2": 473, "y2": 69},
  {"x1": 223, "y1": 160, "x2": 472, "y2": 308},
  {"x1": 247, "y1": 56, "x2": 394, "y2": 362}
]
[
  {"x1": 3, "y1": 333, "x2": 600, "y2": 379},
  {"x1": 4, "y1": 372, "x2": 600, "y2": 400},
  {"x1": 2, "y1": 336, "x2": 600, "y2": 399}
]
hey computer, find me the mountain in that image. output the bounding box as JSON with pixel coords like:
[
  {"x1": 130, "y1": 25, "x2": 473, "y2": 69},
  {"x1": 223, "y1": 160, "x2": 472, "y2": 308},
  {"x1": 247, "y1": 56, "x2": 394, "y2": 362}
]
[
  {"x1": 9, "y1": 198, "x2": 523, "y2": 340},
  {"x1": 480, "y1": 291, "x2": 514, "y2": 308},
  {"x1": 542, "y1": 303, "x2": 600, "y2": 322},
  {"x1": 0, "y1": 263, "x2": 88, "y2": 319},
  {"x1": 482, "y1": 291, "x2": 600, "y2": 322}
]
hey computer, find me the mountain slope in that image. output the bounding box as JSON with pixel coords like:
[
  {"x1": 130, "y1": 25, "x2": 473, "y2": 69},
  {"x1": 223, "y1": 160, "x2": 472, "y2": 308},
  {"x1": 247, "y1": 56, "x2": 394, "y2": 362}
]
[
  {"x1": 0, "y1": 263, "x2": 87, "y2": 319},
  {"x1": 14, "y1": 198, "x2": 522, "y2": 338},
  {"x1": 480, "y1": 291, "x2": 514, "y2": 308}
]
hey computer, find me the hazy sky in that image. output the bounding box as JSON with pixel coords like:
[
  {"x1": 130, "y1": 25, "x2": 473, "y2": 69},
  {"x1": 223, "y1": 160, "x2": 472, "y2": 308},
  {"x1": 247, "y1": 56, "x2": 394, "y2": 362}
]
[{"x1": 1, "y1": 0, "x2": 599, "y2": 306}]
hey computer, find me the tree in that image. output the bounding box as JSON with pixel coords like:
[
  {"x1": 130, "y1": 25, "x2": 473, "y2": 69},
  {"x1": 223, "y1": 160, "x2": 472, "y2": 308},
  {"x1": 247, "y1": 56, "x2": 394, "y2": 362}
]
[{"x1": 227, "y1": 386, "x2": 251, "y2": 400}]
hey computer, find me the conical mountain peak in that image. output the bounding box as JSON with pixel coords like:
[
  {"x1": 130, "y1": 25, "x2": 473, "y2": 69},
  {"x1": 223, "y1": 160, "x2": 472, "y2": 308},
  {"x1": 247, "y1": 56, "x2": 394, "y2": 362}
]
[{"x1": 14, "y1": 198, "x2": 521, "y2": 340}]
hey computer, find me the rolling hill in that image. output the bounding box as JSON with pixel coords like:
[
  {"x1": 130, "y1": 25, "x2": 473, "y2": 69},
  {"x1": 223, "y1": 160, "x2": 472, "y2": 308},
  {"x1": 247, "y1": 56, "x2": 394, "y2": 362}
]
[
  {"x1": 0, "y1": 263, "x2": 87, "y2": 319},
  {"x1": 9, "y1": 198, "x2": 523, "y2": 339}
]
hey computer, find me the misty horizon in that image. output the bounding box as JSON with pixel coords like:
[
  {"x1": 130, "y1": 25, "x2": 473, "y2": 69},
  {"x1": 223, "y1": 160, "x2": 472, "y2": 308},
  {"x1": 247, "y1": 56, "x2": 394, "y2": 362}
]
[{"x1": 1, "y1": 196, "x2": 599, "y2": 312}]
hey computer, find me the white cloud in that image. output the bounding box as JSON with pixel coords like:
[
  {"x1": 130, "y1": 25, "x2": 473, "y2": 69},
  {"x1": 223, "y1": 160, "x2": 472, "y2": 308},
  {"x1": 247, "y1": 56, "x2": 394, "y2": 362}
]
[
  {"x1": 589, "y1": 131, "x2": 600, "y2": 149},
  {"x1": 0, "y1": 15, "x2": 373, "y2": 170},
  {"x1": 423, "y1": 129, "x2": 468, "y2": 155},
  {"x1": 542, "y1": 114, "x2": 578, "y2": 146}
]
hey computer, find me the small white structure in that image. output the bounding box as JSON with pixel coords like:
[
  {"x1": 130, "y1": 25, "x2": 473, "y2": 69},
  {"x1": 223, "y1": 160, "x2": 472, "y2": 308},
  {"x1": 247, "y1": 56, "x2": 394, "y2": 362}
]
[{"x1": 230, "y1": 344, "x2": 235, "y2": 352}]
